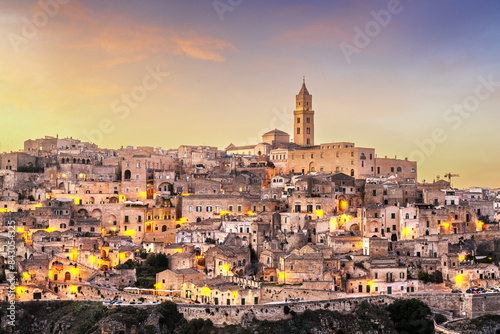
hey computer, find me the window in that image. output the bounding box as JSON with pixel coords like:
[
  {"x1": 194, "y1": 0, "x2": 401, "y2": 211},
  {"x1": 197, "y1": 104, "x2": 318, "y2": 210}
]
[
  {"x1": 136, "y1": 162, "x2": 140, "y2": 168},
  {"x1": 188, "y1": 206, "x2": 193, "y2": 212},
  {"x1": 138, "y1": 216, "x2": 142, "y2": 222},
  {"x1": 306, "y1": 117, "x2": 310, "y2": 123},
  {"x1": 124, "y1": 216, "x2": 129, "y2": 223},
  {"x1": 297, "y1": 117, "x2": 300, "y2": 123},
  {"x1": 297, "y1": 128, "x2": 300, "y2": 135},
  {"x1": 196, "y1": 206, "x2": 202, "y2": 212},
  {"x1": 290, "y1": 265, "x2": 294, "y2": 271},
  {"x1": 372, "y1": 190, "x2": 377, "y2": 196},
  {"x1": 391, "y1": 213, "x2": 396, "y2": 219},
  {"x1": 308, "y1": 265, "x2": 312, "y2": 271},
  {"x1": 206, "y1": 206, "x2": 212, "y2": 212},
  {"x1": 306, "y1": 128, "x2": 310, "y2": 134},
  {"x1": 237, "y1": 205, "x2": 242, "y2": 212},
  {"x1": 229, "y1": 205, "x2": 233, "y2": 212}
]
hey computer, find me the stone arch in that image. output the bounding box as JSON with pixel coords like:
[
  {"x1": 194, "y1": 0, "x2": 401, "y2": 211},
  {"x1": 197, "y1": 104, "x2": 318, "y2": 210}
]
[
  {"x1": 369, "y1": 221, "x2": 378, "y2": 233},
  {"x1": 308, "y1": 161, "x2": 315, "y2": 173},
  {"x1": 158, "y1": 182, "x2": 172, "y2": 193},
  {"x1": 349, "y1": 224, "x2": 359, "y2": 231},
  {"x1": 58, "y1": 182, "x2": 65, "y2": 190},
  {"x1": 78, "y1": 209, "x2": 88, "y2": 217},
  {"x1": 107, "y1": 214, "x2": 117, "y2": 226},
  {"x1": 89, "y1": 197, "x2": 95, "y2": 204},
  {"x1": 109, "y1": 196, "x2": 119, "y2": 204},
  {"x1": 91, "y1": 209, "x2": 102, "y2": 219}
]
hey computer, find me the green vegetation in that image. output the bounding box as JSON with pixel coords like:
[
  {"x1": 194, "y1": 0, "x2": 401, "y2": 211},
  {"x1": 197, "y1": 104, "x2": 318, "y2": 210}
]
[
  {"x1": 0, "y1": 299, "x2": 448, "y2": 334},
  {"x1": 387, "y1": 298, "x2": 434, "y2": 334},
  {"x1": 354, "y1": 261, "x2": 365, "y2": 269},
  {"x1": 434, "y1": 313, "x2": 447, "y2": 324},
  {"x1": 418, "y1": 270, "x2": 443, "y2": 284},
  {"x1": 114, "y1": 253, "x2": 168, "y2": 289}
]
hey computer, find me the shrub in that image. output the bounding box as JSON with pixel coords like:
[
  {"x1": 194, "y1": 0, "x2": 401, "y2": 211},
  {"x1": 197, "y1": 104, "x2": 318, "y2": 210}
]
[
  {"x1": 387, "y1": 298, "x2": 433, "y2": 334},
  {"x1": 434, "y1": 313, "x2": 447, "y2": 324}
]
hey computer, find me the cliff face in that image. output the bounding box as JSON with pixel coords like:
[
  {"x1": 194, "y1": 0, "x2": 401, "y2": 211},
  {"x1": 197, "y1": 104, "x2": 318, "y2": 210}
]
[
  {"x1": 7, "y1": 299, "x2": 500, "y2": 334},
  {"x1": 444, "y1": 315, "x2": 500, "y2": 334},
  {"x1": 0, "y1": 300, "x2": 400, "y2": 334}
]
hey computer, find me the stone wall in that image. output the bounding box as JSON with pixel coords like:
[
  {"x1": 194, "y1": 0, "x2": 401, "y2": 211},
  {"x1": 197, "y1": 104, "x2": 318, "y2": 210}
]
[{"x1": 178, "y1": 295, "x2": 395, "y2": 326}]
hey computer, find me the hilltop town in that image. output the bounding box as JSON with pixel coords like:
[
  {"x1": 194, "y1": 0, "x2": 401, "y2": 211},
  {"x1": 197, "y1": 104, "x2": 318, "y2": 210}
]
[{"x1": 1, "y1": 81, "x2": 500, "y2": 322}]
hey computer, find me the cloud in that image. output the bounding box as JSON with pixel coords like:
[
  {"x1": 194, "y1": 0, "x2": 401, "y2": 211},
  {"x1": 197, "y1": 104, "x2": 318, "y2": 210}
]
[
  {"x1": 29, "y1": 1, "x2": 237, "y2": 65},
  {"x1": 171, "y1": 35, "x2": 237, "y2": 62}
]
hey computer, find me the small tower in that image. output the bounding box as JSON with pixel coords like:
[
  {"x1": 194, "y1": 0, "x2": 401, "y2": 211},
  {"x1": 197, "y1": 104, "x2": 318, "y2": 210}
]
[{"x1": 293, "y1": 77, "x2": 314, "y2": 146}]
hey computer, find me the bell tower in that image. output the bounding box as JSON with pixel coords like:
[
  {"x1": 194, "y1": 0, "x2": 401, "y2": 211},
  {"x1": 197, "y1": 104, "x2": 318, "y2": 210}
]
[{"x1": 293, "y1": 77, "x2": 314, "y2": 146}]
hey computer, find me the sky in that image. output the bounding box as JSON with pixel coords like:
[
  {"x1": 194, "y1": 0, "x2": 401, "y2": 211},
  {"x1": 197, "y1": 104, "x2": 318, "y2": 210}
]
[{"x1": 1, "y1": 0, "x2": 499, "y2": 189}]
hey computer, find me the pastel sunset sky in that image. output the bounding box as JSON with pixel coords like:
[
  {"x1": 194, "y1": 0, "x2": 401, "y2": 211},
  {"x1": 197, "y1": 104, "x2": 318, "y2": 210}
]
[{"x1": 1, "y1": 0, "x2": 499, "y2": 188}]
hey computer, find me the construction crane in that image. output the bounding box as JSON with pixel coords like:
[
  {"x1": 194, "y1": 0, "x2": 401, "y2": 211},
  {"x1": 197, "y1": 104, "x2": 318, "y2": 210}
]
[{"x1": 444, "y1": 173, "x2": 460, "y2": 188}]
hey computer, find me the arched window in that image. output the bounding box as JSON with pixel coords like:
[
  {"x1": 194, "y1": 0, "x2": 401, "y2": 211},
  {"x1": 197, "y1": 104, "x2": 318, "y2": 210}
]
[
  {"x1": 350, "y1": 169, "x2": 355, "y2": 177},
  {"x1": 162, "y1": 225, "x2": 167, "y2": 232},
  {"x1": 397, "y1": 167, "x2": 402, "y2": 172},
  {"x1": 124, "y1": 170, "x2": 131, "y2": 180}
]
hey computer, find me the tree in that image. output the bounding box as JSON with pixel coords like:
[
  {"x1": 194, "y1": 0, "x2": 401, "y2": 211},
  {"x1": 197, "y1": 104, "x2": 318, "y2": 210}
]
[
  {"x1": 158, "y1": 301, "x2": 183, "y2": 330},
  {"x1": 387, "y1": 298, "x2": 433, "y2": 334},
  {"x1": 146, "y1": 253, "x2": 169, "y2": 273}
]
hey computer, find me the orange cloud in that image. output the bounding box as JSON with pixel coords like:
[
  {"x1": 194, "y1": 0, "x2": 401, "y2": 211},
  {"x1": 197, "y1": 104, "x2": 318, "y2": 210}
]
[
  {"x1": 29, "y1": 1, "x2": 236, "y2": 64},
  {"x1": 171, "y1": 36, "x2": 237, "y2": 62}
]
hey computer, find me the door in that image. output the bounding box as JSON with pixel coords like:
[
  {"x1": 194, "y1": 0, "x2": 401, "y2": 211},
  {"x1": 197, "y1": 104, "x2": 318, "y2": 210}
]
[
  {"x1": 387, "y1": 286, "x2": 392, "y2": 295},
  {"x1": 214, "y1": 298, "x2": 218, "y2": 305},
  {"x1": 227, "y1": 299, "x2": 230, "y2": 305},
  {"x1": 358, "y1": 285, "x2": 363, "y2": 293}
]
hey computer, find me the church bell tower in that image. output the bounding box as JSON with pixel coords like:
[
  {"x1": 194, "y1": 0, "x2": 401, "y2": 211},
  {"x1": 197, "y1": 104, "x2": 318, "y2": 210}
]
[{"x1": 293, "y1": 77, "x2": 314, "y2": 146}]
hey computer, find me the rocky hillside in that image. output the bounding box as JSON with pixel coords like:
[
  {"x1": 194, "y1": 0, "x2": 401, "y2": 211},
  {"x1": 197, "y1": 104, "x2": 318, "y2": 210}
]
[{"x1": 0, "y1": 299, "x2": 447, "y2": 334}]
